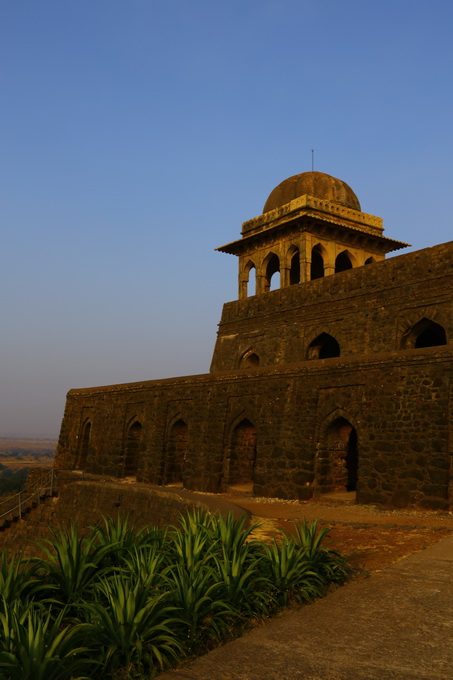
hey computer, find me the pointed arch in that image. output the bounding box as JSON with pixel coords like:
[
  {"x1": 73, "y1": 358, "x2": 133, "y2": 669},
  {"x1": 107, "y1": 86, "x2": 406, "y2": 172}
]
[
  {"x1": 307, "y1": 332, "x2": 340, "y2": 359},
  {"x1": 311, "y1": 244, "x2": 325, "y2": 280},
  {"x1": 364, "y1": 256, "x2": 376, "y2": 265},
  {"x1": 401, "y1": 318, "x2": 447, "y2": 349},
  {"x1": 239, "y1": 349, "x2": 260, "y2": 369},
  {"x1": 315, "y1": 409, "x2": 359, "y2": 494},
  {"x1": 262, "y1": 252, "x2": 280, "y2": 292},
  {"x1": 244, "y1": 259, "x2": 256, "y2": 297},
  {"x1": 164, "y1": 417, "x2": 188, "y2": 484},
  {"x1": 335, "y1": 250, "x2": 355, "y2": 273},
  {"x1": 77, "y1": 419, "x2": 91, "y2": 470}
]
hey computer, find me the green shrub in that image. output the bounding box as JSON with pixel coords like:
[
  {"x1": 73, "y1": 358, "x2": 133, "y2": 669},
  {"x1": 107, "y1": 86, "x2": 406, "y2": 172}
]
[{"x1": 0, "y1": 511, "x2": 350, "y2": 678}]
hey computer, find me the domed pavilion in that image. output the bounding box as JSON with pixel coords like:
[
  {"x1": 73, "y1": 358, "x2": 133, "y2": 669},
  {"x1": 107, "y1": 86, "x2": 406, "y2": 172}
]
[{"x1": 217, "y1": 170, "x2": 408, "y2": 299}]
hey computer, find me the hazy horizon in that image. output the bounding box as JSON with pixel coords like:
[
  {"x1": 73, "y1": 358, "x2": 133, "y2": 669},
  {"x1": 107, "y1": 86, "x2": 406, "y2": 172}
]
[{"x1": 2, "y1": 1, "x2": 452, "y2": 439}]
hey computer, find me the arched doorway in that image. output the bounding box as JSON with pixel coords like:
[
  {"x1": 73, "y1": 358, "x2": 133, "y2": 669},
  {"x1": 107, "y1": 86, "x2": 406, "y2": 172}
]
[
  {"x1": 316, "y1": 417, "x2": 358, "y2": 494},
  {"x1": 164, "y1": 419, "x2": 188, "y2": 485},
  {"x1": 123, "y1": 421, "x2": 142, "y2": 478},
  {"x1": 228, "y1": 419, "x2": 257, "y2": 488}
]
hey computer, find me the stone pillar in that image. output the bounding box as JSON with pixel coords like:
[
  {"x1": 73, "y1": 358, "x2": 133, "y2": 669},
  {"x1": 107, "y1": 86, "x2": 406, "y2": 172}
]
[
  {"x1": 280, "y1": 266, "x2": 290, "y2": 288},
  {"x1": 256, "y1": 274, "x2": 266, "y2": 295},
  {"x1": 301, "y1": 258, "x2": 310, "y2": 282}
]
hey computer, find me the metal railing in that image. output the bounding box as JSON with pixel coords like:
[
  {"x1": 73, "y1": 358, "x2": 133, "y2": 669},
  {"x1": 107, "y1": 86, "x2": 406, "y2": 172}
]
[{"x1": 0, "y1": 469, "x2": 55, "y2": 522}]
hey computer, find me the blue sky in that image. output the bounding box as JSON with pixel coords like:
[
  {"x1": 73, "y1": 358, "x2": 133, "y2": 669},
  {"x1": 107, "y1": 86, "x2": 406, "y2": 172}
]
[{"x1": 1, "y1": 0, "x2": 452, "y2": 438}]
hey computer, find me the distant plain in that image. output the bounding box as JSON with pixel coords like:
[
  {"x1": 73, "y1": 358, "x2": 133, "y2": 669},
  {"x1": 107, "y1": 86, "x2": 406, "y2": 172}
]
[{"x1": 0, "y1": 438, "x2": 56, "y2": 471}]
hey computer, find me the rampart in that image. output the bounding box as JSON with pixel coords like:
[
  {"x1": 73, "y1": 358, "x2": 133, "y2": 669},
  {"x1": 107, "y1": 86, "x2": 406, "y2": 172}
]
[{"x1": 0, "y1": 470, "x2": 247, "y2": 558}]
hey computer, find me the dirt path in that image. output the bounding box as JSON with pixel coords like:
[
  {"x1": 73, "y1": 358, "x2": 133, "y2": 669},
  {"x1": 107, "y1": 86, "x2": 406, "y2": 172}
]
[{"x1": 220, "y1": 491, "x2": 453, "y2": 573}]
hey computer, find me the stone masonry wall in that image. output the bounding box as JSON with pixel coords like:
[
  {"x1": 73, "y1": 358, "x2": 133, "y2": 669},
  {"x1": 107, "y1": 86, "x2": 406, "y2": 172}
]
[
  {"x1": 211, "y1": 241, "x2": 453, "y2": 371},
  {"x1": 56, "y1": 347, "x2": 452, "y2": 510},
  {"x1": 54, "y1": 241, "x2": 453, "y2": 511}
]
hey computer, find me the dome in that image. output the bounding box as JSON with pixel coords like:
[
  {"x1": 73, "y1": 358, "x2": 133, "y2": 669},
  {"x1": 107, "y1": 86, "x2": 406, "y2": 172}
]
[{"x1": 263, "y1": 171, "x2": 361, "y2": 213}]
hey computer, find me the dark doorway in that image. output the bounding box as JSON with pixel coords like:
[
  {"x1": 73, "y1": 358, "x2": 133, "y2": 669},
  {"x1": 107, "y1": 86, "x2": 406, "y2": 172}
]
[
  {"x1": 317, "y1": 417, "x2": 358, "y2": 493},
  {"x1": 165, "y1": 419, "x2": 188, "y2": 484},
  {"x1": 124, "y1": 421, "x2": 142, "y2": 477},
  {"x1": 229, "y1": 419, "x2": 257, "y2": 485}
]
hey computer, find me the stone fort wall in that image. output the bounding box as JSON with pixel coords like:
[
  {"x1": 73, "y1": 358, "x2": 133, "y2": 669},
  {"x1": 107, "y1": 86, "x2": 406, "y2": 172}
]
[
  {"x1": 53, "y1": 166, "x2": 453, "y2": 513},
  {"x1": 55, "y1": 242, "x2": 453, "y2": 511}
]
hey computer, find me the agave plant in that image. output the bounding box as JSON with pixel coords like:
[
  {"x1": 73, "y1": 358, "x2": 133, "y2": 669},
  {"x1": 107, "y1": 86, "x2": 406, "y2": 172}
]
[
  {"x1": 165, "y1": 563, "x2": 234, "y2": 650},
  {"x1": 169, "y1": 521, "x2": 215, "y2": 573},
  {"x1": 0, "y1": 601, "x2": 94, "y2": 680},
  {"x1": 213, "y1": 541, "x2": 273, "y2": 618},
  {"x1": 285, "y1": 519, "x2": 350, "y2": 585},
  {"x1": 87, "y1": 573, "x2": 182, "y2": 676},
  {"x1": 213, "y1": 512, "x2": 260, "y2": 558},
  {"x1": 0, "y1": 552, "x2": 46, "y2": 606},
  {"x1": 262, "y1": 536, "x2": 325, "y2": 606},
  {"x1": 91, "y1": 514, "x2": 156, "y2": 567},
  {"x1": 34, "y1": 524, "x2": 111, "y2": 604},
  {"x1": 120, "y1": 545, "x2": 167, "y2": 591}
]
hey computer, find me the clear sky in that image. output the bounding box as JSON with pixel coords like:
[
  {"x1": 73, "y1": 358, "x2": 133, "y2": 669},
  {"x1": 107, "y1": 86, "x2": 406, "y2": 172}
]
[{"x1": 1, "y1": 0, "x2": 452, "y2": 438}]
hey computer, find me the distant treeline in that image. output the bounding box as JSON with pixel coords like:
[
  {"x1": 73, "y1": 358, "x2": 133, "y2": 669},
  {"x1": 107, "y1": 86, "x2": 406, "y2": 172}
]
[
  {"x1": 0, "y1": 450, "x2": 54, "y2": 458},
  {"x1": 0, "y1": 465, "x2": 29, "y2": 495}
]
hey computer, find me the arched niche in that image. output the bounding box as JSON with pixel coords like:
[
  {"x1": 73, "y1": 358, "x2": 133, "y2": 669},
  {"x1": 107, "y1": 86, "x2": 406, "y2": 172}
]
[
  {"x1": 240, "y1": 349, "x2": 260, "y2": 369},
  {"x1": 401, "y1": 318, "x2": 447, "y2": 349},
  {"x1": 307, "y1": 332, "x2": 340, "y2": 359},
  {"x1": 364, "y1": 256, "x2": 376, "y2": 265}
]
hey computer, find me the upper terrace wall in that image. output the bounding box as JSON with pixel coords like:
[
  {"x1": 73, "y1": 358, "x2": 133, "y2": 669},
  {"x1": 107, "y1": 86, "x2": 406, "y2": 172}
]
[{"x1": 211, "y1": 242, "x2": 453, "y2": 372}]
